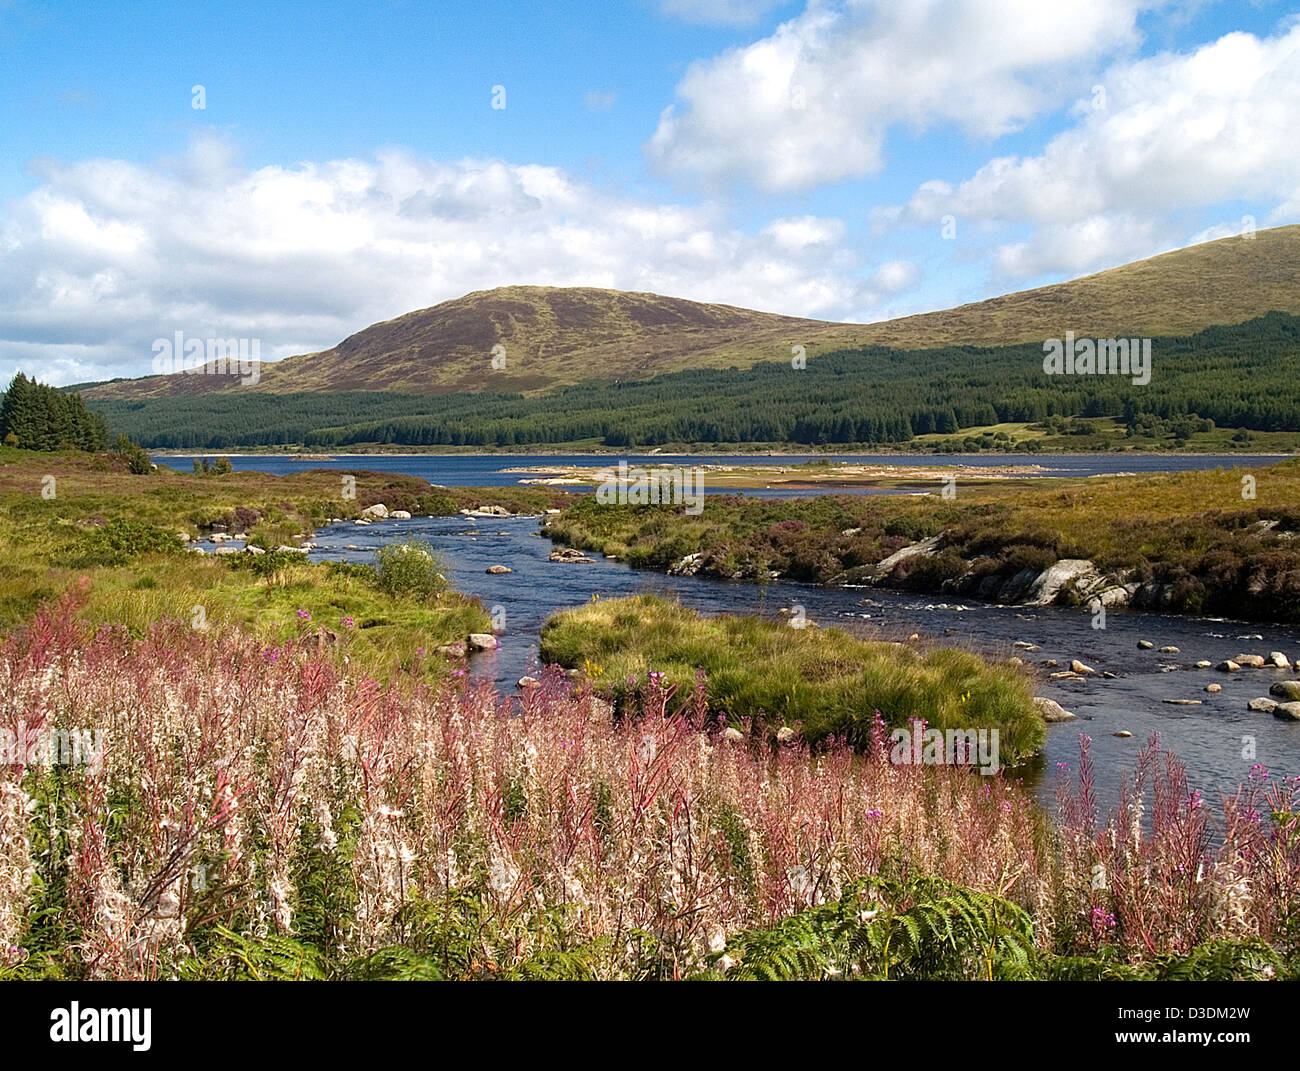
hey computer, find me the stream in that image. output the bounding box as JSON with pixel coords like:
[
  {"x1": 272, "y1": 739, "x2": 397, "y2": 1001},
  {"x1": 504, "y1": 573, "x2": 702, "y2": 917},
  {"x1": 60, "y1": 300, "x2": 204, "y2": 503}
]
[{"x1": 304, "y1": 512, "x2": 1300, "y2": 811}]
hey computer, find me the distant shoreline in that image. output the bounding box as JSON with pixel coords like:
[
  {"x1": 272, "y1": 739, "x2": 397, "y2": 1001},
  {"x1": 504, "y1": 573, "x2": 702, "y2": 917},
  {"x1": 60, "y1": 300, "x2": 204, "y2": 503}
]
[{"x1": 149, "y1": 449, "x2": 1299, "y2": 460}]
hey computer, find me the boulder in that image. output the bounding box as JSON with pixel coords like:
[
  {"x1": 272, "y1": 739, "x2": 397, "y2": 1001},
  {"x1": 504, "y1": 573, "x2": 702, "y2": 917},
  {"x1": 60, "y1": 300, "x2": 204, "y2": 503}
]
[
  {"x1": 550, "y1": 547, "x2": 595, "y2": 564},
  {"x1": 1049, "y1": 671, "x2": 1085, "y2": 681},
  {"x1": 1163, "y1": 699, "x2": 1202, "y2": 705},
  {"x1": 275, "y1": 545, "x2": 309, "y2": 554},
  {"x1": 723, "y1": 727, "x2": 745, "y2": 743},
  {"x1": 517, "y1": 676, "x2": 540, "y2": 689},
  {"x1": 1248, "y1": 697, "x2": 1278, "y2": 713},
  {"x1": 1273, "y1": 702, "x2": 1300, "y2": 721},
  {"x1": 870, "y1": 535, "x2": 943, "y2": 579},
  {"x1": 1217, "y1": 660, "x2": 1241, "y2": 673},
  {"x1": 244, "y1": 545, "x2": 265, "y2": 556},
  {"x1": 485, "y1": 565, "x2": 513, "y2": 574},
  {"x1": 1114, "y1": 730, "x2": 1133, "y2": 738},
  {"x1": 1195, "y1": 660, "x2": 1212, "y2": 668},
  {"x1": 668, "y1": 552, "x2": 705, "y2": 577},
  {"x1": 1205, "y1": 683, "x2": 1222, "y2": 693},
  {"x1": 1070, "y1": 660, "x2": 1096, "y2": 675},
  {"x1": 176, "y1": 531, "x2": 191, "y2": 543},
  {"x1": 775, "y1": 726, "x2": 798, "y2": 744},
  {"x1": 1159, "y1": 646, "x2": 1180, "y2": 654},
  {"x1": 214, "y1": 546, "x2": 239, "y2": 556},
  {"x1": 436, "y1": 642, "x2": 467, "y2": 658},
  {"x1": 1269, "y1": 680, "x2": 1300, "y2": 700},
  {"x1": 1024, "y1": 559, "x2": 1098, "y2": 607},
  {"x1": 1137, "y1": 640, "x2": 1154, "y2": 650},
  {"x1": 361, "y1": 503, "x2": 389, "y2": 520},
  {"x1": 1268, "y1": 651, "x2": 1292, "y2": 669},
  {"x1": 466, "y1": 633, "x2": 498, "y2": 652},
  {"x1": 1234, "y1": 654, "x2": 1267, "y2": 668},
  {"x1": 1033, "y1": 697, "x2": 1076, "y2": 723}
]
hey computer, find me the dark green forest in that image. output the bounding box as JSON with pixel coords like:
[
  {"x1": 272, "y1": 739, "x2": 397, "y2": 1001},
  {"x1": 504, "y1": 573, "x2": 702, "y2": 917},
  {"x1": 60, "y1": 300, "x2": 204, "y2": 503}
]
[
  {"x1": 1, "y1": 373, "x2": 108, "y2": 451},
  {"x1": 86, "y1": 313, "x2": 1300, "y2": 449}
]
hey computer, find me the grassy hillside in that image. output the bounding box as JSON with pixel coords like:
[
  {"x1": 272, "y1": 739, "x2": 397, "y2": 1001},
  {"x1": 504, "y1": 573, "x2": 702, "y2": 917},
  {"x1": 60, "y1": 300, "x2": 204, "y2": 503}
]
[
  {"x1": 90, "y1": 313, "x2": 1300, "y2": 449},
  {"x1": 81, "y1": 225, "x2": 1300, "y2": 401}
]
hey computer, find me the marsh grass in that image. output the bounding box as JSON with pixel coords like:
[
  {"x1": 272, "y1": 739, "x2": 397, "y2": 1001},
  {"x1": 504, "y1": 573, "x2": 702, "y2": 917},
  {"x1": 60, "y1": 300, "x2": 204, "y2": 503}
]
[{"x1": 539, "y1": 594, "x2": 1043, "y2": 762}]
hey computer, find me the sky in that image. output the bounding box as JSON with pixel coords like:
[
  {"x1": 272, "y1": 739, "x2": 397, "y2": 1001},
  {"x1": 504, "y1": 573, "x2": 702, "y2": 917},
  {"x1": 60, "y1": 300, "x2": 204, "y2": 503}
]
[{"x1": 1, "y1": 0, "x2": 1298, "y2": 386}]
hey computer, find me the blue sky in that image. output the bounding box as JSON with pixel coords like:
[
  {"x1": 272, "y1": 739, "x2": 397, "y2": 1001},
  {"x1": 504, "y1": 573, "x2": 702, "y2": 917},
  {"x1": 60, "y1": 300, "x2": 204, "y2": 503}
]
[{"x1": 1, "y1": 0, "x2": 1298, "y2": 385}]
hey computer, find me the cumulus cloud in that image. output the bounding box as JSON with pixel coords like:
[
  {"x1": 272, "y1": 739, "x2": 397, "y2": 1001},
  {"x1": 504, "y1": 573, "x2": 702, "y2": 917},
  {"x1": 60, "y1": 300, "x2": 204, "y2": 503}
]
[
  {"x1": 646, "y1": 0, "x2": 1146, "y2": 192},
  {"x1": 0, "y1": 133, "x2": 903, "y2": 385},
  {"x1": 889, "y1": 24, "x2": 1300, "y2": 277}
]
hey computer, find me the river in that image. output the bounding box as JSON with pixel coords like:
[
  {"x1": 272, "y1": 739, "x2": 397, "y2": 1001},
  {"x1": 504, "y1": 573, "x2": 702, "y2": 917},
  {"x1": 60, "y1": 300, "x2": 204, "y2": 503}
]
[{"x1": 296, "y1": 510, "x2": 1300, "y2": 811}]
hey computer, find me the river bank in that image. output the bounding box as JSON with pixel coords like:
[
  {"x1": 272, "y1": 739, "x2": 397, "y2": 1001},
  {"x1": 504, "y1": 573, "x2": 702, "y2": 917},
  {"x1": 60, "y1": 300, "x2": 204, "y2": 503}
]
[{"x1": 539, "y1": 459, "x2": 1300, "y2": 625}]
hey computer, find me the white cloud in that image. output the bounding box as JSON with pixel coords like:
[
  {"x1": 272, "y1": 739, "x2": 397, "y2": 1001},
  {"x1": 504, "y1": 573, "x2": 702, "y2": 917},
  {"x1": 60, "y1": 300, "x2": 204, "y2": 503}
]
[
  {"x1": 890, "y1": 24, "x2": 1300, "y2": 277},
  {"x1": 0, "y1": 134, "x2": 906, "y2": 386},
  {"x1": 646, "y1": 0, "x2": 1146, "y2": 192}
]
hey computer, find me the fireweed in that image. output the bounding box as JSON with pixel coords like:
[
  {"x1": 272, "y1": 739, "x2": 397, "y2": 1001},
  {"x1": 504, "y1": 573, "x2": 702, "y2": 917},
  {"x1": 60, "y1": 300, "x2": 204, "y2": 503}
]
[{"x1": 0, "y1": 592, "x2": 1296, "y2": 979}]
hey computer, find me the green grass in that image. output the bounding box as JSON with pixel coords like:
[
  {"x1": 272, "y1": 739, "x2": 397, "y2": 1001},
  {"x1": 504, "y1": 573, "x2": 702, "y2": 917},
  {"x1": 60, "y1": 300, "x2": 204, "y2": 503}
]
[
  {"x1": 0, "y1": 446, "x2": 575, "y2": 676},
  {"x1": 540, "y1": 594, "x2": 1043, "y2": 762}
]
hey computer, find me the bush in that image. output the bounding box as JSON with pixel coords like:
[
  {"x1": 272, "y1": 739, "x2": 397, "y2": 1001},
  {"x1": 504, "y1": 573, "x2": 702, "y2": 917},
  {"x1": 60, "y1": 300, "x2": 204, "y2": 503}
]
[
  {"x1": 56, "y1": 520, "x2": 182, "y2": 568},
  {"x1": 373, "y1": 539, "x2": 447, "y2": 600}
]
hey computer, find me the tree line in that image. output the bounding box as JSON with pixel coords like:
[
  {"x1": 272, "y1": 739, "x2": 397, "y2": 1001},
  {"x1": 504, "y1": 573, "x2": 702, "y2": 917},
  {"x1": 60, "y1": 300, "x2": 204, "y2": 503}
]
[
  {"x1": 88, "y1": 312, "x2": 1300, "y2": 449},
  {"x1": 1, "y1": 374, "x2": 108, "y2": 452}
]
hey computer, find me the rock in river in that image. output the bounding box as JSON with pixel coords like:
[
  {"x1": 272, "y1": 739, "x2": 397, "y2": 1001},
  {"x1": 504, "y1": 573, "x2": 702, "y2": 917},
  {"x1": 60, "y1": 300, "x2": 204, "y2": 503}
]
[
  {"x1": 1274, "y1": 702, "x2": 1300, "y2": 721},
  {"x1": 1033, "y1": 697, "x2": 1077, "y2": 723}
]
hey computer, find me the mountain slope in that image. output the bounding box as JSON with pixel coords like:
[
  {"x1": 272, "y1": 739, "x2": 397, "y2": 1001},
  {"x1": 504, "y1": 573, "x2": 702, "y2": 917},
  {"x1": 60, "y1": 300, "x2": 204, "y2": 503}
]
[{"x1": 82, "y1": 224, "x2": 1300, "y2": 400}]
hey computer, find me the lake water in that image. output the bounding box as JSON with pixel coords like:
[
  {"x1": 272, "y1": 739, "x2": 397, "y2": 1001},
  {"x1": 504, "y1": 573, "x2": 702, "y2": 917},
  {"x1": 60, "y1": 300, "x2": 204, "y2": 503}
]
[
  {"x1": 154, "y1": 451, "x2": 1288, "y2": 497},
  {"x1": 289, "y1": 511, "x2": 1300, "y2": 812}
]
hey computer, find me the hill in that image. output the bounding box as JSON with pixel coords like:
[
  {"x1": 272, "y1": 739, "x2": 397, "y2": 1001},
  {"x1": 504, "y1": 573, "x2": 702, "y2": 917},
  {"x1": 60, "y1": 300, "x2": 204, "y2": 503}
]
[
  {"x1": 81, "y1": 224, "x2": 1300, "y2": 401},
  {"x1": 91, "y1": 313, "x2": 1300, "y2": 450}
]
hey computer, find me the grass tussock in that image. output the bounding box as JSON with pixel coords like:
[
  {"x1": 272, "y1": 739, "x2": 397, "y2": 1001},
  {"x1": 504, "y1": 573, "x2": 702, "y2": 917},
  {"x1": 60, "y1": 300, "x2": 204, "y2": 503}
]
[{"x1": 539, "y1": 594, "x2": 1043, "y2": 763}]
